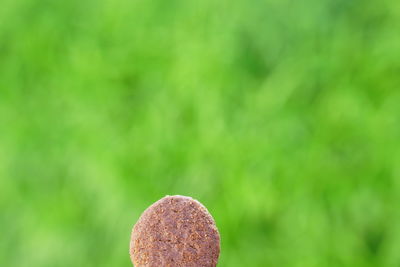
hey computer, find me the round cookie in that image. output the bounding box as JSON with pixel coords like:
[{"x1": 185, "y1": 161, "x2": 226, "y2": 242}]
[{"x1": 130, "y1": 195, "x2": 220, "y2": 267}]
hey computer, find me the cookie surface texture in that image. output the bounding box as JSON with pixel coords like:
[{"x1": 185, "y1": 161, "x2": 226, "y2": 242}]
[{"x1": 130, "y1": 195, "x2": 220, "y2": 267}]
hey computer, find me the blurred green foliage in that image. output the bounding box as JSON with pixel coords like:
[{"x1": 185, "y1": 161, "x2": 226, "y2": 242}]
[{"x1": 1, "y1": 0, "x2": 400, "y2": 266}]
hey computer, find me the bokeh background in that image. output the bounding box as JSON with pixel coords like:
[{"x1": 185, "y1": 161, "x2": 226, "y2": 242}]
[{"x1": 1, "y1": 0, "x2": 400, "y2": 266}]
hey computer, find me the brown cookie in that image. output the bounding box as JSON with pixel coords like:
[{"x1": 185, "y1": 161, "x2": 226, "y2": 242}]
[{"x1": 130, "y1": 195, "x2": 220, "y2": 267}]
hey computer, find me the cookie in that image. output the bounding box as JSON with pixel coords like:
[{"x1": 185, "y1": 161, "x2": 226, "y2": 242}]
[{"x1": 130, "y1": 195, "x2": 220, "y2": 267}]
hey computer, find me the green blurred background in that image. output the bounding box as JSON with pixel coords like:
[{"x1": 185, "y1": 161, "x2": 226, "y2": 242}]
[{"x1": 1, "y1": 0, "x2": 400, "y2": 266}]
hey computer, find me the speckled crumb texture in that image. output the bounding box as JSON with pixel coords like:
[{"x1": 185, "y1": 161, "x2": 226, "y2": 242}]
[{"x1": 130, "y1": 195, "x2": 220, "y2": 267}]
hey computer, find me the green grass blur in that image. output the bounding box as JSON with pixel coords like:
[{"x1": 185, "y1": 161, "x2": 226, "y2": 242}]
[{"x1": 1, "y1": 0, "x2": 400, "y2": 266}]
